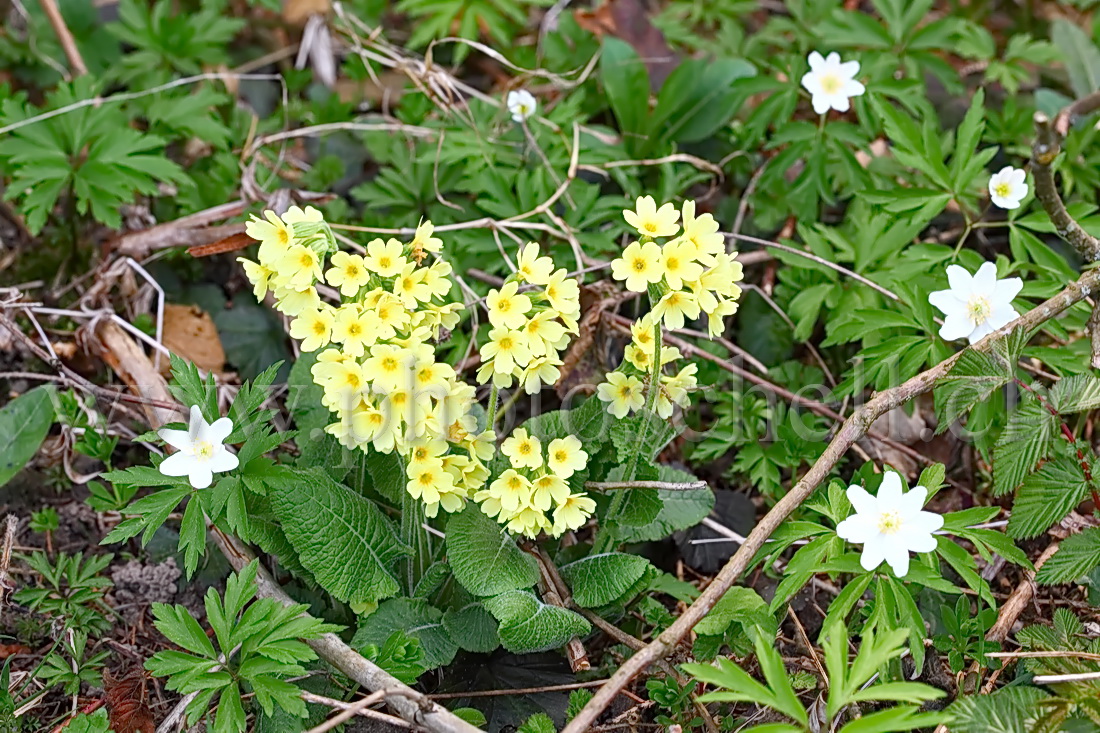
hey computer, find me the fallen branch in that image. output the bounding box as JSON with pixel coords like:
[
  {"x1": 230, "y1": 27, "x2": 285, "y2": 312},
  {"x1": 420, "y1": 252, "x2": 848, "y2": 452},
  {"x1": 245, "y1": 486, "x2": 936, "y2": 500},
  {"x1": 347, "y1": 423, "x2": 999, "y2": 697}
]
[
  {"x1": 35, "y1": 0, "x2": 87, "y2": 77},
  {"x1": 563, "y1": 267, "x2": 1100, "y2": 732},
  {"x1": 585, "y1": 480, "x2": 707, "y2": 491}
]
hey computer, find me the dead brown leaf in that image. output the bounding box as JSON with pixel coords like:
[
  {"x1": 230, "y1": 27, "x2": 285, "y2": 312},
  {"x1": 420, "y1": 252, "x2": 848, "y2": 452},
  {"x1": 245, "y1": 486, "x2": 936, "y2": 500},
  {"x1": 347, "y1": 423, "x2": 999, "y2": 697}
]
[
  {"x1": 161, "y1": 305, "x2": 226, "y2": 374},
  {"x1": 283, "y1": 0, "x2": 330, "y2": 25},
  {"x1": 0, "y1": 643, "x2": 29, "y2": 659},
  {"x1": 104, "y1": 668, "x2": 155, "y2": 733},
  {"x1": 575, "y1": 0, "x2": 679, "y2": 90}
]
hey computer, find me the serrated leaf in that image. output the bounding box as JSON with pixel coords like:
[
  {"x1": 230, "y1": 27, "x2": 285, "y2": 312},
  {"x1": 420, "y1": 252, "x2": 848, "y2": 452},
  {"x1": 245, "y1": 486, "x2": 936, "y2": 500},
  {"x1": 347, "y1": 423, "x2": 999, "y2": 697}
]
[
  {"x1": 1050, "y1": 374, "x2": 1100, "y2": 414},
  {"x1": 445, "y1": 504, "x2": 539, "y2": 597},
  {"x1": 267, "y1": 468, "x2": 409, "y2": 605},
  {"x1": 1008, "y1": 456, "x2": 1090, "y2": 539},
  {"x1": 932, "y1": 350, "x2": 1012, "y2": 432},
  {"x1": 993, "y1": 398, "x2": 1056, "y2": 496},
  {"x1": 351, "y1": 599, "x2": 458, "y2": 669},
  {"x1": 0, "y1": 386, "x2": 55, "y2": 487},
  {"x1": 696, "y1": 586, "x2": 776, "y2": 637},
  {"x1": 442, "y1": 603, "x2": 500, "y2": 653},
  {"x1": 948, "y1": 686, "x2": 1050, "y2": 733},
  {"x1": 609, "y1": 409, "x2": 676, "y2": 463},
  {"x1": 1036, "y1": 528, "x2": 1100, "y2": 584},
  {"x1": 616, "y1": 465, "x2": 714, "y2": 543},
  {"x1": 482, "y1": 590, "x2": 590, "y2": 654},
  {"x1": 559, "y1": 553, "x2": 652, "y2": 608}
]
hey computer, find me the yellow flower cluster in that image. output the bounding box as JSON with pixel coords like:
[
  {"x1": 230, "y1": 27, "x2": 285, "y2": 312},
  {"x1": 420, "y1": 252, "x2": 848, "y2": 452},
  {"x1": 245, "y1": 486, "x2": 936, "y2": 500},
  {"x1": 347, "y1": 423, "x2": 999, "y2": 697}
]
[
  {"x1": 611, "y1": 197, "x2": 744, "y2": 336},
  {"x1": 476, "y1": 243, "x2": 582, "y2": 394},
  {"x1": 240, "y1": 209, "x2": 488, "y2": 517},
  {"x1": 474, "y1": 430, "x2": 595, "y2": 538},
  {"x1": 596, "y1": 315, "x2": 699, "y2": 419}
]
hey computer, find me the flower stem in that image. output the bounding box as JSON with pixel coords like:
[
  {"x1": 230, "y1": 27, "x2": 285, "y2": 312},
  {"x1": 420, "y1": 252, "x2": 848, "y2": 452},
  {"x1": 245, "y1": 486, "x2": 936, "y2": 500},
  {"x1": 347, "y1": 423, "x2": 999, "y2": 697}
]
[{"x1": 485, "y1": 384, "x2": 500, "y2": 431}]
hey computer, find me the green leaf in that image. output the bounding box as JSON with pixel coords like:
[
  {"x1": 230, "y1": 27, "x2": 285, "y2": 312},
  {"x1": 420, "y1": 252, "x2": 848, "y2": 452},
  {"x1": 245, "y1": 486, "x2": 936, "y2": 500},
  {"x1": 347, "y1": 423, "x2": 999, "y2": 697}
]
[
  {"x1": 599, "y1": 38, "x2": 651, "y2": 143},
  {"x1": 992, "y1": 398, "x2": 1056, "y2": 496},
  {"x1": 0, "y1": 386, "x2": 55, "y2": 487},
  {"x1": 948, "y1": 686, "x2": 1051, "y2": 733},
  {"x1": 213, "y1": 300, "x2": 291, "y2": 381},
  {"x1": 1052, "y1": 19, "x2": 1100, "y2": 98},
  {"x1": 650, "y1": 57, "x2": 755, "y2": 145},
  {"x1": 696, "y1": 586, "x2": 776, "y2": 638},
  {"x1": 1008, "y1": 456, "x2": 1090, "y2": 539},
  {"x1": 932, "y1": 350, "x2": 1012, "y2": 432},
  {"x1": 518, "y1": 713, "x2": 556, "y2": 733},
  {"x1": 616, "y1": 465, "x2": 714, "y2": 543},
  {"x1": 482, "y1": 590, "x2": 590, "y2": 654},
  {"x1": 837, "y1": 707, "x2": 945, "y2": 733},
  {"x1": 442, "y1": 603, "x2": 500, "y2": 653},
  {"x1": 609, "y1": 409, "x2": 677, "y2": 463},
  {"x1": 559, "y1": 553, "x2": 653, "y2": 608},
  {"x1": 267, "y1": 468, "x2": 409, "y2": 605},
  {"x1": 445, "y1": 504, "x2": 539, "y2": 597},
  {"x1": 63, "y1": 709, "x2": 112, "y2": 733},
  {"x1": 1050, "y1": 374, "x2": 1100, "y2": 414},
  {"x1": 1036, "y1": 528, "x2": 1100, "y2": 584},
  {"x1": 352, "y1": 599, "x2": 458, "y2": 669}
]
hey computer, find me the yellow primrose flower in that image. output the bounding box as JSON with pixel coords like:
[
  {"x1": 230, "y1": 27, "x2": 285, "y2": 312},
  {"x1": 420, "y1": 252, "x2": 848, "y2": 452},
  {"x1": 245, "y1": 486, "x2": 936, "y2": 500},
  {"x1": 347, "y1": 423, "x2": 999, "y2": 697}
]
[
  {"x1": 421, "y1": 261, "x2": 454, "y2": 300},
  {"x1": 411, "y1": 220, "x2": 443, "y2": 259},
  {"x1": 273, "y1": 285, "x2": 320, "y2": 316},
  {"x1": 239, "y1": 258, "x2": 275, "y2": 300},
  {"x1": 481, "y1": 327, "x2": 531, "y2": 375},
  {"x1": 289, "y1": 306, "x2": 336, "y2": 352},
  {"x1": 680, "y1": 200, "x2": 725, "y2": 263},
  {"x1": 705, "y1": 298, "x2": 740, "y2": 337},
  {"x1": 660, "y1": 240, "x2": 703, "y2": 291},
  {"x1": 531, "y1": 473, "x2": 570, "y2": 511},
  {"x1": 363, "y1": 344, "x2": 413, "y2": 391},
  {"x1": 520, "y1": 355, "x2": 562, "y2": 395},
  {"x1": 372, "y1": 292, "x2": 411, "y2": 339},
  {"x1": 486, "y1": 281, "x2": 533, "y2": 330},
  {"x1": 624, "y1": 195, "x2": 680, "y2": 238},
  {"x1": 507, "y1": 506, "x2": 553, "y2": 538},
  {"x1": 502, "y1": 428, "x2": 543, "y2": 470},
  {"x1": 490, "y1": 469, "x2": 534, "y2": 513},
  {"x1": 596, "y1": 371, "x2": 645, "y2": 418},
  {"x1": 324, "y1": 360, "x2": 368, "y2": 405},
  {"x1": 325, "y1": 251, "x2": 371, "y2": 297},
  {"x1": 624, "y1": 343, "x2": 653, "y2": 371},
  {"x1": 407, "y1": 439, "x2": 448, "y2": 466},
  {"x1": 276, "y1": 244, "x2": 325, "y2": 289},
  {"x1": 466, "y1": 430, "x2": 497, "y2": 462},
  {"x1": 332, "y1": 305, "x2": 381, "y2": 358},
  {"x1": 392, "y1": 263, "x2": 433, "y2": 308},
  {"x1": 651, "y1": 290, "x2": 701, "y2": 330},
  {"x1": 698, "y1": 253, "x2": 745, "y2": 298},
  {"x1": 516, "y1": 242, "x2": 555, "y2": 285},
  {"x1": 364, "y1": 238, "x2": 407, "y2": 278},
  {"x1": 552, "y1": 492, "x2": 596, "y2": 536},
  {"x1": 281, "y1": 205, "x2": 324, "y2": 224},
  {"x1": 544, "y1": 269, "x2": 581, "y2": 315},
  {"x1": 324, "y1": 408, "x2": 378, "y2": 448},
  {"x1": 414, "y1": 303, "x2": 464, "y2": 336},
  {"x1": 611, "y1": 241, "x2": 665, "y2": 293},
  {"x1": 413, "y1": 359, "x2": 455, "y2": 397},
  {"x1": 406, "y1": 457, "x2": 454, "y2": 505},
  {"x1": 523, "y1": 311, "x2": 566, "y2": 358},
  {"x1": 246, "y1": 210, "x2": 294, "y2": 253},
  {"x1": 547, "y1": 436, "x2": 587, "y2": 479}
]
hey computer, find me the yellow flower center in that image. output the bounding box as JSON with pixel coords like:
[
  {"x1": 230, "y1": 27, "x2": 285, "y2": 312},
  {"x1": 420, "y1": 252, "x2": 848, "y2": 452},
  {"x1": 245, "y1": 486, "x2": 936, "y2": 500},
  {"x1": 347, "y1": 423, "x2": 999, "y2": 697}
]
[
  {"x1": 667, "y1": 255, "x2": 680, "y2": 270},
  {"x1": 643, "y1": 222, "x2": 657, "y2": 233},
  {"x1": 418, "y1": 472, "x2": 434, "y2": 487},
  {"x1": 499, "y1": 336, "x2": 514, "y2": 350},
  {"x1": 379, "y1": 256, "x2": 391, "y2": 268},
  {"x1": 312, "y1": 320, "x2": 327, "y2": 336},
  {"x1": 819, "y1": 73, "x2": 841, "y2": 94},
  {"x1": 518, "y1": 442, "x2": 532, "y2": 455},
  {"x1": 967, "y1": 294, "x2": 992, "y2": 324},
  {"x1": 617, "y1": 385, "x2": 633, "y2": 399},
  {"x1": 632, "y1": 258, "x2": 646, "y2": 272},
  {"x1": 346, "y1": 265, "x2": 360, "y2": 277},
  {"x1": 994, "y1": 182, "x2": 1011, "y2": 198},
  {"x1": 298, "y1": 252, "x2": 314, "y2": 268},
  {"x1": 877, "y1": 510, "x2": 903, "y2": 535},
  {"x1": 347, "y1": 323, "x2": 362, "y2": 337},
  {"x1": 194, "y1": 441, "x2": 214, "y2": 459},
  {"x1": 554, "y1": 450, "x2": 567, "y2": 463},
  {"x1": 277, "y1": 229, "x2": 290, "y2": 245},
  {"x1": 506, "y1": 476, "x2": 524, "y2": 490},
  {"x1": 498, "y1": 299, "x2": 511, "y2": 313}
]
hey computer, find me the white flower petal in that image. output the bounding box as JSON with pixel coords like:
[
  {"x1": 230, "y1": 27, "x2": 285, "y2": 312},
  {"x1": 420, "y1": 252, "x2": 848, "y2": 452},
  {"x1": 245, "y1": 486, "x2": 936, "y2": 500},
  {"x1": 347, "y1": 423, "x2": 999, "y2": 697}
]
[
  {"x1": 207, "y1": 450, "x2": 239, "y2": 474},
  {"x1": 811, "y1": 93, "x2": 831, "y2": 115},
  {"x1": 837, "y1": 514, "x2": 879, "y2": 544},
  {"x1": 884, "y1": 545, "x2": 910, "y2": 577},
  {"x1": 898, "y1": 485, "x2": 928, "y2": 516},
  {"x1": 843, "y1": 79, "x2": 865, "y2": 98},
  {"x1": 838, "y1": 60, "x2": 860, "y2": 77},
  {"x1": 988, "y1": 303, "x2": 1019, "y2": 331},
  {"x1": 900, "y1": 525, "x2": 939, "y2": 554},
  {"x1": 939, "y1": 312, "x2": 975, "y2": 342},
  {"x1": 159, "y1": 452, "x2": 195, "y2": 478},
  {"x1": 807, "y1": 51, "x2": 825, "y2": 71},
  {"x1": 878, "y1": 471, "x2": 903, "y2": 504},
  {"x1": 945, "y1": 264, "x2": 972, "y2": 292},
  {"x1": 824, "y1": 51, "x2": 841, "y2": 66},
  {"x1": 206, "y1": 417, "x2": 234, "y2": 444},
  {"x1": 992, "y1": 277, "x2": 1023, "y2": 303},
  {"x1": 188, "y1": 466, "x2": 214, "y2": 489},
  {"x1": 859, "y1": 539, "x2": 887, "y2": 572},
  {"x1": 968, "y1": 319, "x2": 996, "y2": 344},
  {"x1": 845, "y1": 485, "x2": 877, "y2": 515},
  {"x1": 829, "y1": 94, "x2": 852, "y2": 113},
  {"x1": 188, "y1": 405, "x2": 205, "y2": 441},
  {"x1": 909, "y1": 510, "x2": 945, "y2": 535},
  {"x1": 972, "y1": 262, "x2": 998, "y2": 292},
  {"x1": 157, "y1": 428, "x2": 192, "y2": 451},
  {"x1": 927, "y1": 289, "x2": 963, "y2": 314}
]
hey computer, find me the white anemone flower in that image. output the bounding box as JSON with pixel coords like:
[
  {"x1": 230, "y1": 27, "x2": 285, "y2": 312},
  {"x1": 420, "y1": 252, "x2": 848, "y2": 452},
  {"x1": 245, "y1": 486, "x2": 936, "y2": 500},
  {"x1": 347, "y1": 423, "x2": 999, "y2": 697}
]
[
  {"x1": 157, "y1": 405, "x2": 239, "y2": 489},
  {"x1": 835, "y1": 472, "x2": 943, "y2": 578},
  {"x1": 988, "y1": 166, "x2": 1028, "y2": 209},
  {"x1": 928, "y1": 262, "x2": 1022, "y2": 344},
  {"x1": 800, "y1": 51, "x2": 865, "y2": 114},
  {"x1": 506, "y1": 90, "x2": 537, "y2": 123}
]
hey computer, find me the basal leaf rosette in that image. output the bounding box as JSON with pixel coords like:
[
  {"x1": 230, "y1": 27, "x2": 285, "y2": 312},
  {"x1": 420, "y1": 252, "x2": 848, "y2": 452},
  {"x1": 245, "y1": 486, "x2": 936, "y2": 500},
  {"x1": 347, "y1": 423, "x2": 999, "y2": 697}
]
[{"x1": 240, "y1": 209, "x2": 481, "y2": 518}]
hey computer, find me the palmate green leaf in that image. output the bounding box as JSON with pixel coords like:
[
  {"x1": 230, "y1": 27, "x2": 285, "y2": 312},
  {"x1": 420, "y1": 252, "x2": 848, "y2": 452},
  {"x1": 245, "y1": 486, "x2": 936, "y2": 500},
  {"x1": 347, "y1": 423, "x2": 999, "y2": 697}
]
[
  {"x1": 445, "y1": 504, "x2": 538, "y2": 597},
  {"x1": 993, "y1": 397, "x2": 1057, "y2": 496},
  {"x1": 948, "y1": 686, "x2": 1051, "y2": 733},
  {"x1": 1008, "y1": 456, "x2": 1090, "y2": 539},
  {"x1": 63, "y1": 709, "x2": 112, "y2": 733},
  {"x1": 267, "y1": 468, "x2": 409, "y2": 606},
  {"x1": 0, "y1": 385, "x2": 55, "y2": 487},
  {"x1": 352, "y1": 599, "x2": 458, "y2": 669},
  {"x1": 559, "y1": 553, "x2": 653, "y2": 608},
  {"x1": 1036, "y1": 528, "x2": 1100, "y2": 585},
  {"x1": 482, "y1": 590, "x2": 590, "y2": 654}
]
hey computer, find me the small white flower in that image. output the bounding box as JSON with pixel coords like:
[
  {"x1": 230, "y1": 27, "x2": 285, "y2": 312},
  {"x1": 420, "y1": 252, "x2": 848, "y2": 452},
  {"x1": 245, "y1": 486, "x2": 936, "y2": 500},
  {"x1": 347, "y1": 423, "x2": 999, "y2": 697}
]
[
  {"x1": 800, "y1": 51, "x2": 865, "y2": 115},
  {"x1": 157, "y1": 405, "x2": 239, "y2": 489},
  {"x1": 928, "y1": 261, "x2": 1022, "y2": 344},
  {"x1": 835, "y1": 472, "x2": 943, "y2": 578},
  {"x1": 988, "y1": 166, "x2": 1028, "y2": 209},
  {"x1": 506, "y1": 90, "x2": 537, "y2": 123}
]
